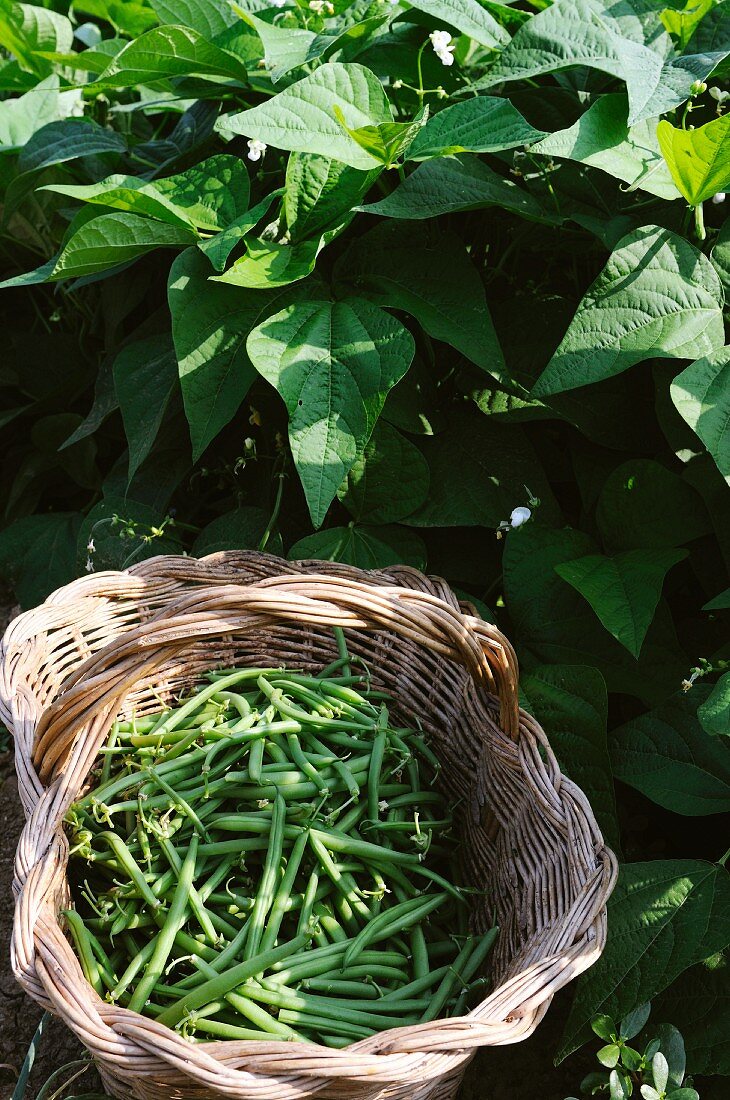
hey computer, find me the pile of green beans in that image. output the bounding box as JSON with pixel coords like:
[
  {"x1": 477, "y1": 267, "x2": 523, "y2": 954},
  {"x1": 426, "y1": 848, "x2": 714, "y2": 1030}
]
[{"x1": 64, "y1": 632, "x2": 498, "y2": 1046}]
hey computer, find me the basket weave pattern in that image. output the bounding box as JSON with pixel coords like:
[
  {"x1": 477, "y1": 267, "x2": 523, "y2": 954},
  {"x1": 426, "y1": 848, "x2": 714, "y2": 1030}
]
[{"x1": 1, "y1": 552, "x2": 617, "y2": 1100}]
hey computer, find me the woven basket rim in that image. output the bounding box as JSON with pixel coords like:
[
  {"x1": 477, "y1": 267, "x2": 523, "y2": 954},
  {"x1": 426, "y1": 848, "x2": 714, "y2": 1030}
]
[{"x1": 2, "y1": 552, "x2": 618, "y2": 1100}]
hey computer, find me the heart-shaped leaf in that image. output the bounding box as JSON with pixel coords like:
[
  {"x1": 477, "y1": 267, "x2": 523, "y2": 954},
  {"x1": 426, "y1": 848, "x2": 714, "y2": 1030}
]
[{"x1": 247, "y1": 296, "x2": 414, "y2": 527}]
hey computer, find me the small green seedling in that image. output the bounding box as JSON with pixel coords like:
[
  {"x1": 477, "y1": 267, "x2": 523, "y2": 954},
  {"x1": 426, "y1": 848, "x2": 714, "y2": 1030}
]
[{"x1": 565, "y1": 1006, "x2": 699, "y2": 1099}]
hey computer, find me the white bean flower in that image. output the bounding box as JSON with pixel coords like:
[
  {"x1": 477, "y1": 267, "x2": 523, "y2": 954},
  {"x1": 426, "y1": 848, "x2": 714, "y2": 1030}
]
[
  {"x1": 429, "y1": 29, "x2": 455, "y2": 66},
  {"x1": 247, "y1": 139, "x2": 267, "y2": 162},
  {"x1": 270, "y1": 0, "x2": 287, "y2": 6},
  {"x1": 712, "y1": 192, "x2": 726, "y2": 204},
  {"x1": 510, "y1": 506, "x2": 532, "y2": 527}
]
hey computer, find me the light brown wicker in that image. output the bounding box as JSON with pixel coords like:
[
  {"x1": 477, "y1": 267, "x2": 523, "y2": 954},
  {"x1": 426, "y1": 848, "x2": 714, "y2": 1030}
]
[{"x1": 1, "y1": 551, "x2": 617, "y2": 1100}]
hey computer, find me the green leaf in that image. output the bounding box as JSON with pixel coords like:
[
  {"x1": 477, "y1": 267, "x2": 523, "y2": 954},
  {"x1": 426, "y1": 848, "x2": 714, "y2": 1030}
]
[
  {"x1": 19, "y1": 118, "x2": 126, "y2": 173},
  {"x1": 475, "y1": 0, "x2": 665, "y2": 126},
  {"x1": 686, "y1": 0, "x2": 730, "y2": 52},
  {"x1": 150, "y1": 0, "x2": 236, "y2": 38},
  {"x1": 596, "y1": 458, "x2": 711, "y2": 550},
  {"x1": 0, "y1": 512, "x2": 81, "y2": 608},
  {"x1": 620, "y1": 1002, "x2": 651, "y2": 1041},
  {"x1": 168, "y1": 248, "x2": 317, "y2": 460},
  {"x1": 52, "y1": 212, "x2": 196, "y2": 280},
  {"x1": 246, "y1": 296, "x2": 414, "y2": 527},
  {"x1": 703, "y1": 586, "x2": 730, "y2": 610},
  {"x1": 658, "y1": 114, "x2": 730, "y2": 205},
  {"x1": 521, "y1": 664, "x2": 619, "y2": 851},
  {"x1": 407, "y1": 0, "x2": 509, "y2": 47},
  {"x1": 197, "y1": 190, "x2": 282, "y2": 273},
  {"x1": 533, "y1": 226, "x2": 725, "y2": 397},
  {"x1": 75, "y1": 0, "x2": 159, "y2": 36},
  {"x1": 219, "y1": 63, "x2": 394, "y2": 170},
  {"x1": 661, "y1": 0, "x2": 714, "y2": 49},
  {"x1": 408, "y1": 95, "x2": 547, "y2": 160},
  {"x1": 654, "y1": 963, "x2": 730, "y2": 1076},
  {"x1": 113, "y1": 334, "x2": 179, "y2": 481},
  {"x1": 698, "y1": 672, "x2": 730, "y2": 737},
  {"x1": 0, "y1": 0, "x2": 73, "y2": 76},
  {"x1": 671, "y1": 346, "x2": 730, "y2": 485},
  {"x1": 402, "y1": 406, "x2": 558, "y2": 528},
  {"x1": 554, "y1": 548, "x2": 687, "y2": 658},
  {"x1": 95, "y1": 24, "x2": 249, "y2": 87},
  {"x1": 237, "y1": 10, "x2": 319, "y2": 84},
  {"x1": 338, "y1": 420, "x2": 430, "y2": 524},
  {"x1": 558, "y1": 859, "x2": 730, "y2": 1061},
  {"x1": 591, "y1": 1014, "x2": 617, "y2": 1042},
  {"x1": 598, "y1": 1044, "x2": 622, "y2": 1068},
  {"x1": 653, "y1": 1023, "x2": 687, "y2": 1087},
  {"x1": 334, "y1": 221, "x2": 506, "y2": 382},
  {"x1": 531, "y1": 94, "x2": 680, "y2": 201},
  {"x1": 288, "y1": 523, "x2": 427, "y2": 569},
  {"x1": 610, "y1": 689, "x2": 730, "y2": 814},
  {"x1": 285, "y1": 154, "x2": 378, "y2": 244},
  {"x1": 360, "y1": 154, "x2": 549, "y2": 221},
  {"x1": 0, "y1": 74, "x2": 66, "y2": 150},
  {"x1": 192, "y1": 507, "x2": 283, "y2": 557},
  {"x1": 335, "y1": 105, "x2": 428, "y2": 168},
  {"x1": 43, "y1": 155, "x2": 250, "y2": 233},
  {"x1": 212, "y1": 235, "x2": 323, "y2": 290},
  {"x1": 235, "y1": 4, "x2": 392, "y2": 85},
  {"x1": 712, "y1": 217, "x2": 730, "y2": 293}
]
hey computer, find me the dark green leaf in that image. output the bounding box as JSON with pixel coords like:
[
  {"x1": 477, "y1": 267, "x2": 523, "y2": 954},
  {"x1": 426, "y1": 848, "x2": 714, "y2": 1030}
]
[
  {"x1": 698, "y1": 672, "x2": 730, "y2": 737},
  {"x1": 596, "y1": 459, "x2": 711, "y2": 550},
  {"x1": 654, "y1": 963, "x2": 730, "y2": 1076},
  {"x1": 150, "y1": 0, "x2": 236, "y2": 37},
  {"x1": 246, "y1": 296, "x2": 414, "y2": 527},
  {"x1": 610, "y1": 689, "x2": 730, "y2": 814},
  {"x1": 168, "y1": 248, "x2": 318, "y2": 460},
  {"x1": 288, "y1": 523, "x2": 426, "y2": 569},
  {"x1": 338, "y1": 420, "x2": 430, "y2": 524},
  {"x1": 521, "y1": 663, "x2": 620, "y2": 852},
  {"x1": 113, "y1": 334, "x2": 179, "y2": 480},
  {"x1": 403, "y1": 406, "x2": 558, "y2": 528},
  {"x1": 531, "y1": 94, "x2": 679, "y2": 201},
  {"x1": 558, "y1": 859, "x2": 730, "y2": 1061},
  {"x1": 19, "y1": 118, "x2": 126, "y2": 172},
  {"x1": 285, "y1": 154, "x2": 378, "y2": 245},
  {"x1": 554, "y1": 548, "x2": 687, "y2": 658},
  {"x1": 0, "y1": 513, "x2": 81, "y2": 608},
  {"x1": 192, "y1": 507, "x2": 283, "y2": 557},
  {"x1": 335, "y1": 221, "x2": 506, "y2": 382},
  {"x1": 44, "y1": 154, "x2": 250, "y2": 233}
]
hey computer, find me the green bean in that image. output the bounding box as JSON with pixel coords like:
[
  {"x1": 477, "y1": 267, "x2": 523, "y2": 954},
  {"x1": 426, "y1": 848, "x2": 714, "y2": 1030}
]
[
  {"x1": 410, "y1": 926, "x2": 429, "y2": 981},
  {"x1": 260, "y1": 830, "x2": 309, "y2": 953},
  {"x1": 367, "y1": 723, "x2": 388, "y2": 826},
  {"x1": 245, "y1": 794, "x2": 286, "y2": 960},
  {"x1": 96, "y1": 832, "x2": 161, "y2": 909},
  {"x1": 143, "y1": 768, "x2": 210, "y2": 839},
  {"x1": 100, "y1": 720, "x2": 120, "y2": 787},
  {"x1": 110, "y1": 936, "x2": 156, "y2": 1002},
  {"x1": 343, "y1": 893, "x2": 449, "y2": 968},
  {"x1": 279, "y1": 1011, "x2": 372, "y2": 1041},
  {"x1": 248, "y1": 737, "x2": 265, "y2": 783},
  {"x1": 418, "y1": 937, "x2": 472, "y2": 1022},
  {"x1": 155, "y1": 934, "x2": 311, "y2": 1028},
  {"x1": 127, "y1": 835, "x2": 199, "y2": 1013}
]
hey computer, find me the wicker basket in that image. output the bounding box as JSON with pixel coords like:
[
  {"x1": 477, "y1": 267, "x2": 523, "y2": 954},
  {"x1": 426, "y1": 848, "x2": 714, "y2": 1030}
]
[{"x1": 1, "y1": 552, "x2": 616, "y2": 1100}]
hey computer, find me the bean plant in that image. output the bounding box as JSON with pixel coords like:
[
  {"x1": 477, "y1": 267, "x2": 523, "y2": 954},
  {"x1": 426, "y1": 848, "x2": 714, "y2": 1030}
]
[{"x1": 0, "y1": 0, "x2": 728, "y2": 1091}]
